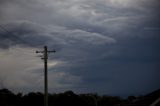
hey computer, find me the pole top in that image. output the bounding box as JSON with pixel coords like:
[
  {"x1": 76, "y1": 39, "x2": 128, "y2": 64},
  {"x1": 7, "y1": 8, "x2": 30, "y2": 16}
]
[{"x1": 44, "y1": 46, "x2": 47, "y2": 49}]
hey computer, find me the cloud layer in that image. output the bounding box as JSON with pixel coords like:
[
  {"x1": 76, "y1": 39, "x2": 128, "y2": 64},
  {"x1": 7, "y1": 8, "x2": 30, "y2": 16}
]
[{"x1": 0, "y1": 0, "x2": 160, "y2": 96}]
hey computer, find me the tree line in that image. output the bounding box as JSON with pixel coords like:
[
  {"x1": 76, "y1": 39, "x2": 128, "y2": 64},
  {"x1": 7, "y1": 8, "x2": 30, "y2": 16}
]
[{"x1": 0, "y1": 88, "x2": 147, "y2": 106}]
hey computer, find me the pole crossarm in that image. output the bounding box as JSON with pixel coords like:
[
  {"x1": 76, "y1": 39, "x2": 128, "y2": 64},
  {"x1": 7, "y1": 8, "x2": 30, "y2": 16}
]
[
  {"x1": 36, "y1": 51, "x2": 44, "y2": 53},
  {"x1": 36, "y1": 50, "x2": 56, "y2": 54},
  {"x1": 36, "y1": 46, "x2": 55, "y2": 106},
  {"x1": 47, "y1": 50, "x2": 56, "y2": 53}
]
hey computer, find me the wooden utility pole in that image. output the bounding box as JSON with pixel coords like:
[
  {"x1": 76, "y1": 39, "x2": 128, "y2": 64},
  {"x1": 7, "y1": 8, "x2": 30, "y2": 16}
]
[{"x1": 36, "y1": 46, "x2": 56, "y2": 106}]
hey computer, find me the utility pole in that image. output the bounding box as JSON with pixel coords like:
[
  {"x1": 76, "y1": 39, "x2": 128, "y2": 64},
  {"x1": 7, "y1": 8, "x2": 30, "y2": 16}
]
[{"x1": 36, "y1": 46, "x2": 56, "y2": 106}]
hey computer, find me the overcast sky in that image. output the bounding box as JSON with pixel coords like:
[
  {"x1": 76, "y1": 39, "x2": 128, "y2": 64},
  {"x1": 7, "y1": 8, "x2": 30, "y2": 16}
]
[{"x1": 0, "y1": 0, "x2": 160, "y2": 97}]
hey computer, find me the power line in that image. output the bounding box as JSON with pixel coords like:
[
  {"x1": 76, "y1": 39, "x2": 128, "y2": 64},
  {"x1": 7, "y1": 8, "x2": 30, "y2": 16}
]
[{"x1": 36, "y1": 46, "x2": 56, "y2": 106}]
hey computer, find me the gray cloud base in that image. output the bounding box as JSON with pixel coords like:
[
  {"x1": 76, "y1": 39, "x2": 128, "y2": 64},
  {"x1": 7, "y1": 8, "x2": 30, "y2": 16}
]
[{"x1": 0, "y1": 0, "x2": 160, "y2": 96}]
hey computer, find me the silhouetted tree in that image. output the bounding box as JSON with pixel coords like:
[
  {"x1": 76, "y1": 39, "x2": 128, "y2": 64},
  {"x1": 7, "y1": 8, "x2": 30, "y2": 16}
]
[
  {"x1": 1, "y1": 88, "x2": 159, "y2": 106},
  {"x1": 52, "y1": 90, "x2": 85, "y2": 106},
  {"x1": 127, "y1": 96, "x2": 136, "y2": 103},
  {"x1": 22, "y1": 92, "x2": 43, "y2": 106},
  {"x1": 98, "y1": 95, "x2": 122, "y2": 106},
  {"x1": 0, "y1": 88, "x2": 17, "y2": 106}
]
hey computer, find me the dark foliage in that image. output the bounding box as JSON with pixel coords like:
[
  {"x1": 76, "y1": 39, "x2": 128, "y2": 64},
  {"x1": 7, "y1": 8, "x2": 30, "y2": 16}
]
[{"x1": 0, "y1": 88, "x2": 159, "y2": 106}]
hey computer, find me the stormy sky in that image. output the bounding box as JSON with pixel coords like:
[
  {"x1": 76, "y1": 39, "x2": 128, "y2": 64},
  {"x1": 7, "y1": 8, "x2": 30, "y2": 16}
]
[{"x1": 0, "y1": 0, "x2": 160, "y2": 97}]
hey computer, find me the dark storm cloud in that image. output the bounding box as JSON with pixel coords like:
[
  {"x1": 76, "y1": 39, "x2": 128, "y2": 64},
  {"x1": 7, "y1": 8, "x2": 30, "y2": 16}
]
[
  {"x1": 0, "y1": 21, "x2": 115, "y2": 49},
  {"x1": 0, "y1": 21, "x2": 52, "y2": 48},
  {"x1": 60, "y1": 36, "x2": 160, "y2": 96},
  {"x1": 0, "y1": 0, "x2": 160, "y2": 96}
]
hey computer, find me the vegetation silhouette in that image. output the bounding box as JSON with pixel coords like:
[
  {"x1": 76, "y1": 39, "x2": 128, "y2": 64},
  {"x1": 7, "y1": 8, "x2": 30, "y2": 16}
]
[{"x1": 0, "y1": 88, "x2": 159, "y2": 106}]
